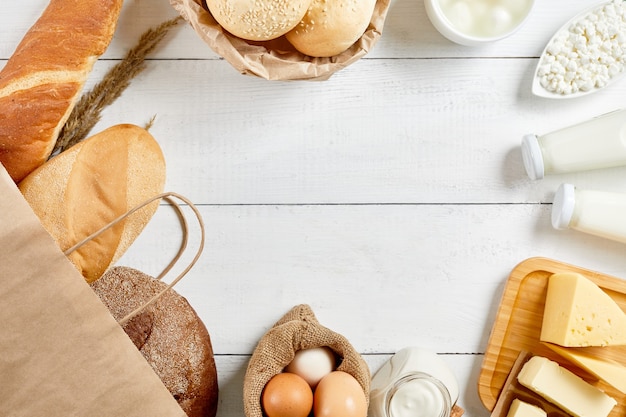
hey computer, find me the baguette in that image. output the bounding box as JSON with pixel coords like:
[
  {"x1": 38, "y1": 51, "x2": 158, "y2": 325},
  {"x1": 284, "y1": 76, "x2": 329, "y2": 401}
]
[
  {"x1": 18, "y1": 124, "x2": 166, "y2": 283},
  {"x1": 0, "y1": 0, "x2": 124, "y2": 183}
]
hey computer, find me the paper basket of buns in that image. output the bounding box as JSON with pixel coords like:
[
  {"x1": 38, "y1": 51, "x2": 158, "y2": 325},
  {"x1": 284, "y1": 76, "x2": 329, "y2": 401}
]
[{"x1": 169, "y1": 0, "x2": 392, "y2": 80}]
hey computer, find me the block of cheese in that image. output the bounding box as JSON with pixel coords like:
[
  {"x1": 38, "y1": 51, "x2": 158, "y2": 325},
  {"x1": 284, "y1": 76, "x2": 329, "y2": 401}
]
[
  {"x1": 544, "y1": 342, "x2": 626, "y2": 394},
  {"x1": 506, "y1": 399, "x2": 546, "y2": 417},
  {"x1": 517, "y1": 356, "x2": 616, "y2": 417},
  {"x1": 540, "y1": 272, "x2": 626, "y2": 347}
]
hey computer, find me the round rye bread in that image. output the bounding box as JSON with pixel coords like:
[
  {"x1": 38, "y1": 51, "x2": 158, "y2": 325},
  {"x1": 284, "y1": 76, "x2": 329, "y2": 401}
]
[{"x1": 91, "y1": 266, "x2": 218, "y2": 417}]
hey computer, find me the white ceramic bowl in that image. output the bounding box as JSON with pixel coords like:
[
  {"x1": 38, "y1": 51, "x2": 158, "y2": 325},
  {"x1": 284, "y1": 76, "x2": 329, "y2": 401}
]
[
  {"x1": 531, "y1": 1, "x2": 626, "y2": 99},
  {"x1": 424, "y1": 0, "x2": 535, "y2": 46}
]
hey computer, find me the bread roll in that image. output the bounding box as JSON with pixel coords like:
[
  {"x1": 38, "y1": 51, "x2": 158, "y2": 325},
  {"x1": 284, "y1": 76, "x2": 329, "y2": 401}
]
[
  {"x1": 92, "y1": 266, "x2": 219, "y2": 417},
  {"x1": 18, "y1": 124, "x2": 166, "y2": 283},
  {"x1": 206, "y1": 0, "x2": 312, "y2": 41},
  {"x1": 0, "y1": 0, "x2": 123, "y2": 183},
  {"x1": 285, "y1": 0, "x2": 377, "y2": 57}
]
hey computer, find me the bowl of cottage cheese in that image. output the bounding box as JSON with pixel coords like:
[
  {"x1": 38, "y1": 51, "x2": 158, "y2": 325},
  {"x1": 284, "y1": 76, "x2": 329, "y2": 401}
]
[{"x1": 532, "y1": 0, "x2": 626, "y2": 98}]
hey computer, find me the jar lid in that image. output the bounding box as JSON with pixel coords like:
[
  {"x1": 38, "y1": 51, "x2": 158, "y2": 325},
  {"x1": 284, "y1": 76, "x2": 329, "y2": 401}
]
[
  {"x1": 521, "y1": 134, "x2": 544, "y2": 180},
  {"x1": 552, "y1": 183, "x2": 576, "y2": 229}
]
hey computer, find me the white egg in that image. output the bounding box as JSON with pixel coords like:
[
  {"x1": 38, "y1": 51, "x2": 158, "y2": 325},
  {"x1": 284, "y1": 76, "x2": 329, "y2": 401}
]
[{"x1": 285, "y1": 347, "x2": 336, "y2": 388}]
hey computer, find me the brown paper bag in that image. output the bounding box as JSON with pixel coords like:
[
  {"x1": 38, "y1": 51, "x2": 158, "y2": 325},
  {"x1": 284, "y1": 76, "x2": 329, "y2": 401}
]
[
  {"x1": 0, "y1": 164, "x2": 186, "y2": 417},
  {"x1": 170, "y1": 0, "x2": 391, "y2": 80},
  {"x1": 243, "y1": 304, "x2": 370, "y2": 417}
]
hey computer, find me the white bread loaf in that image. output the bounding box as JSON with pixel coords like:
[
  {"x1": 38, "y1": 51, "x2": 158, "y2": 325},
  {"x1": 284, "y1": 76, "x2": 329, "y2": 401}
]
[
  {"x1": 285, "y1": 0, "x2": 377, "y2": 57},
  {"x1": 205, "y1": 0, "x2": 312, "y2": 41},
  {"x1": 0, "y1": 0, "x2": 123, "y2": 183},
  {"x1": 18, "y1": 124, "x2": 166, "y2": 283}
]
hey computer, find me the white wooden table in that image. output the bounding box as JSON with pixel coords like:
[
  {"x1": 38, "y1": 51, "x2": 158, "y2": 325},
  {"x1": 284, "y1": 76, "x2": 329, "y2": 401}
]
[{"x1": 4, "y1": 1, "x2": 626, "y2": 416}]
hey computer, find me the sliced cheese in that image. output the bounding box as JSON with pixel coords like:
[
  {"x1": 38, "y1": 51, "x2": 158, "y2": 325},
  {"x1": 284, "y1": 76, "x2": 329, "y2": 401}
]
[
  {"x1": 544, "y1": 342, "x2": 626, "y2": 394},
  {"x1": 506, "y1": 399, "x2": 546, "y2": 417},
  {"x1": 517, "y1": 356, "x2": 616, "y2": 417},
  {"x1": 540, "y1": 272, "x2": 626, "y2": 347}
]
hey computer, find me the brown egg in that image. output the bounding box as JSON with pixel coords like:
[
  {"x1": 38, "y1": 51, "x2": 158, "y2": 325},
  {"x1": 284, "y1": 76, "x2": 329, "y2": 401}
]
[
  {"x1": 262, "y1": 372, "x2": 314, "y2": 417},
  {"x1": 313, "y1": 371, "x2": 367, "y2": 417}
]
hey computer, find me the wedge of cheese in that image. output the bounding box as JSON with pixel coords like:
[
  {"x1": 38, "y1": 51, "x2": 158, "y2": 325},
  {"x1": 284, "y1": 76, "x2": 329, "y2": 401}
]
[
  {"x1": 544, "y1": 342, "x2": 626, "y2": 394},
  {"x1": 517, "y1": 356, "x2": 616, "y2": 417},
  {"x1": 506, "y1": 399, "x2": 546, "y2": 417},
  {"x1": 540, "y1": 272, "x2": 626, "y2": 347}
]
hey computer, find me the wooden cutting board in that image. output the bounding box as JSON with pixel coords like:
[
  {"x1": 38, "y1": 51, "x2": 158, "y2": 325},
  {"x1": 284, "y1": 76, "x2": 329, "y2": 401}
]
[{"x1": 478, "y1": 257, "x2": 626, "y2": 416}]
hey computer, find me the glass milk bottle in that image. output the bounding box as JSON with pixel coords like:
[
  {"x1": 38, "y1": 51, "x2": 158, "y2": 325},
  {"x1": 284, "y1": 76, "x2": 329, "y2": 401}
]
[
  {"x1": 369, "y1": 347, "x2": 459, "y2": 417},
  {"x1": 521, "y1": 109, "x2": 626, "y2": 180},
  {"x1": 552, "y1": 183, "x2": 626, "y2": 244}
]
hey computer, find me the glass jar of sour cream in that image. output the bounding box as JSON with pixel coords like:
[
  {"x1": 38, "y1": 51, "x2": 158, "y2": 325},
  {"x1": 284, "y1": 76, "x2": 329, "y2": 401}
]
[{"x1": 369, "y1": 348, "x2": 459, "y2": 417}]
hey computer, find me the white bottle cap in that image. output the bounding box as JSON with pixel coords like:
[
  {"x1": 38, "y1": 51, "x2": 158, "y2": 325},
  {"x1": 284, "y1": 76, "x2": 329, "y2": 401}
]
[
  {"x1": 521, "y1": 134, "x2": 544, "y2": 180},
  {"x1": 552, "y1": 183, "x2": 576, "y2": 230}
]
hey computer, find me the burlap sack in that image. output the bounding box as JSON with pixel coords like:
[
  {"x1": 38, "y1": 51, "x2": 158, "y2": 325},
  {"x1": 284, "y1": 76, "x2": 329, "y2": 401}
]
[
  {"x1": 170, "y1": 0, "x2": 391, "y2": 80},
  {"x1": 243, "y1": 304, "x2": 370, "y2": 417}
]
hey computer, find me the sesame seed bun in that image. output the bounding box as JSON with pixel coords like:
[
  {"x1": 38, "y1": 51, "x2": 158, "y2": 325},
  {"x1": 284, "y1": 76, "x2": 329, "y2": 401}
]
[
  {"x1": 206, "y1": 0, "x2": 313, "y2": 41},
  {"x1": 285, "y1": 0, "x2": 378, "y2": 57}
]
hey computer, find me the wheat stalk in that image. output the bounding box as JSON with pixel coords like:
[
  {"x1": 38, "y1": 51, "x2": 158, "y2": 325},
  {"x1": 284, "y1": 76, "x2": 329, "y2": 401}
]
[{"x1": 53, "y1": 16, "x2": 183, "y2": 155}]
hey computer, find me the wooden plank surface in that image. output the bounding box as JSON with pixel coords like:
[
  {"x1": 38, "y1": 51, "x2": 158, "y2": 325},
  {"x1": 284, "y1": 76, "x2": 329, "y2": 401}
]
[{"x1": 4, "y1": 1, "x2": 626, "y2": 417}]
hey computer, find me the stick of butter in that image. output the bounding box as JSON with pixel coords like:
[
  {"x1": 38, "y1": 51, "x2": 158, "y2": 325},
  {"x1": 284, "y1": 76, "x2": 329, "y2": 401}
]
[
  {"x1": 517, "y1": 356, "x2": 616, "y2": 417},
  {"x1": 544, "y1": 342, "x2": 626, "y2": 394},
  {"x1": 506, "y1": 399, "x2": 546, "y2": 417}
]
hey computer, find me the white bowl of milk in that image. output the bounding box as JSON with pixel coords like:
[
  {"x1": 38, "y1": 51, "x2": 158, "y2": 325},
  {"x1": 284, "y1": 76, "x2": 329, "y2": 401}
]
[{"x1": 424, "y1": 0, "x2": 535, "y2": 46}]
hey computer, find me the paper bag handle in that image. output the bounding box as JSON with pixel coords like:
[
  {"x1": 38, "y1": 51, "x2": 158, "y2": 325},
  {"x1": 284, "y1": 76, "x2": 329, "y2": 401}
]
[{"x1": 63, "y1": 192, "x2": 205, "y2": 326}]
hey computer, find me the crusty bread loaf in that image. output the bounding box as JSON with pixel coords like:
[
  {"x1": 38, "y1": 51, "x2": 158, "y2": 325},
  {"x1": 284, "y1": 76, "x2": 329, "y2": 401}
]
[
  {"x1": 285, "y1": 0, "x2": 377, "y2": 57},
  {"x1": 0, "y1": 0, "x2": 123, "y2": 183},
  {"x1": 92, "y1": 266, "x2": 219, "y2": 417},
  {"x1": 18, "y1": 124, "x2": 166, "y2": 283},
  {"x1": 205, "y1": 0, "x2": 312, "y2": 41}
]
